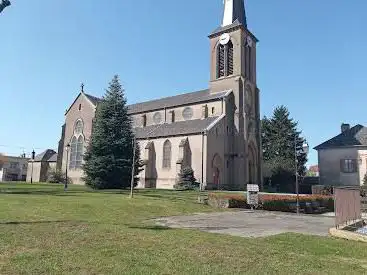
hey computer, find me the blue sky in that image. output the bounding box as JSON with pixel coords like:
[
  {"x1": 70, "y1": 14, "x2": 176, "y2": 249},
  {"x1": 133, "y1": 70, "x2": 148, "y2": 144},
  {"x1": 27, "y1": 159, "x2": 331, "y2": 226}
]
[{"x1": 0, "y1": 0, "x2": 366, "y2": 166}]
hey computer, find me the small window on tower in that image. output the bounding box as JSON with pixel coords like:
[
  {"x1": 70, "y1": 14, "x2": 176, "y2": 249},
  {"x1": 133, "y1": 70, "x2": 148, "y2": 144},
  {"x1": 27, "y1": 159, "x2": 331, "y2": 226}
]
[{"x1": 79, "y1": 104, "x2": 82, "y2": 111}]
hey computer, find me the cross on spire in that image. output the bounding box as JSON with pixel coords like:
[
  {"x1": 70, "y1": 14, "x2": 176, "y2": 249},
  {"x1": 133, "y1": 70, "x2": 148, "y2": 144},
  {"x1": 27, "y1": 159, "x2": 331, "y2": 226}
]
[
  {"x1": 81, "y1": 83, "x2": 84, "y2": 93},
  {"x1": 222, "y1": 0, "x2": 247, "y2": 27}
]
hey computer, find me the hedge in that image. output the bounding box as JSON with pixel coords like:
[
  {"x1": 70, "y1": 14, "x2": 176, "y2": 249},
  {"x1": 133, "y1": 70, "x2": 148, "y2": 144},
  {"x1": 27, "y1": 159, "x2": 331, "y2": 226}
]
[{"x1": 207, "y1": 193, "x2": 334, "y2": 213}]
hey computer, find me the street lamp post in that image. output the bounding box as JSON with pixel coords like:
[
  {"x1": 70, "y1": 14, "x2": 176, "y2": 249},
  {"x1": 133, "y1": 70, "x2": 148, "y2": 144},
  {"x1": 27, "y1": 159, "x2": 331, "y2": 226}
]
[
  {"x1": 31, "y1": 150, "x2": 35, "y2": 184},
  {"x1": 295, "y1": 136, "x2": 309, "y2": 215},
  {"x1": 65, "y1": 144, "x2": 70, "y2": 192},
  {"x1": 130, "y1": 137, "x2": 137, "y2": 199}
]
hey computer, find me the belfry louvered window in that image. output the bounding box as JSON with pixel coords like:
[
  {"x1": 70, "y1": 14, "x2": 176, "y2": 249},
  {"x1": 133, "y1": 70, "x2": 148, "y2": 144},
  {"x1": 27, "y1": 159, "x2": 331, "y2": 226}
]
[
  {"x1": 217, "y1": 40, "x2": 233, "y2": 78},
  {"x1": 227, "y1": 41, "x2": 234, "y2": 76},
  {"x1": 217, "y1": 44, "x2": 225, "y2": 78}
]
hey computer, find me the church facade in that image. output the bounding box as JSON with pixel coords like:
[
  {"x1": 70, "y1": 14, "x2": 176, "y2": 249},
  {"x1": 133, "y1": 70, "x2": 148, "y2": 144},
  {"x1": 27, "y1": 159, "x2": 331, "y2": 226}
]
[{"x1": 56, "y1": 0, "x2": 262, "y2": 190}]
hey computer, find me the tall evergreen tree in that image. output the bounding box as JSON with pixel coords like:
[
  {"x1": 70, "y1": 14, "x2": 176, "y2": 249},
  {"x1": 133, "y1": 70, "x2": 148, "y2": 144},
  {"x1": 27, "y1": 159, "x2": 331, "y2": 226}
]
[
  {"x1": 83, "y1": 75, "x2": 143, "y2": 189},
  {"x1": 262, "y1": 106, "x2": 308, "y2": 192}
]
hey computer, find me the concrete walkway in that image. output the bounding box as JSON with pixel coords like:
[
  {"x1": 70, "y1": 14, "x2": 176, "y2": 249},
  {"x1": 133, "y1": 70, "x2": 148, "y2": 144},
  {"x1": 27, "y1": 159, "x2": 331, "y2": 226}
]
[{"x1": 155, "y1": 210, "x2": 335, "y2": 238}]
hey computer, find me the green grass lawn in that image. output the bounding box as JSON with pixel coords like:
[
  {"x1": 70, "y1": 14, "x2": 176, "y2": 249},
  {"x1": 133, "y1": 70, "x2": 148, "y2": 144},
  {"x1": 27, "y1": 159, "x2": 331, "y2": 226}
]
[{"x1": 1, "y1": 183, "x2": 367, "y2": 274}]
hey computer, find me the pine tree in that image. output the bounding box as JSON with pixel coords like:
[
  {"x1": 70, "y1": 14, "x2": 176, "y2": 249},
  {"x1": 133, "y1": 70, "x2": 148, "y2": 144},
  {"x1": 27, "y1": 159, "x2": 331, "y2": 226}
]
[
  {"x1": 83, "y1": 75, "x2": 143, "y2": 189},
  {"x1": 262, "y1": 106, "x2": 308, "y2": 192},
  {"x1": 174, "y1": 167, "x2": 198, "y2": 190}
]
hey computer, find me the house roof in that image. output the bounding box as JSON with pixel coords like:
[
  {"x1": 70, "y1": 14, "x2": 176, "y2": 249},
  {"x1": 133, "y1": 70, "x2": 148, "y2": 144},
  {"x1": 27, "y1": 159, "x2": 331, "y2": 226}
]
[
  {"x1": 308, "y1": 165, "x2": 319, "y2": 173},
  {"x1": 84, "y1": 89, "x2": 229, "y2": 115},
  {"x1": 134, "y1": 117, "x2": 218, "y2": 139},
  {"x1": 33, "y1": 149, "x2": 57, "y2": 162},
  {"x1": 314, "y1": 124, "x2": 367, "y2": 150}
]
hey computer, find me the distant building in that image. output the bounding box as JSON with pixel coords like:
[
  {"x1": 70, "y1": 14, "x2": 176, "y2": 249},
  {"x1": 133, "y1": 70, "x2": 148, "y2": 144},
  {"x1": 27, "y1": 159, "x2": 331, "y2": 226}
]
[
  {"x1": 307, "y1": 165, "x2": 319, "y2": 177},
  {"x1": 0, "y1": 155, "x2": 29, "y2": 182},
  {"x1": 26, "y1": 149, "x2": 58, "y2": 183},
  {"x1": 314, "y1": 123, "x2": 367, "y2": 186}
]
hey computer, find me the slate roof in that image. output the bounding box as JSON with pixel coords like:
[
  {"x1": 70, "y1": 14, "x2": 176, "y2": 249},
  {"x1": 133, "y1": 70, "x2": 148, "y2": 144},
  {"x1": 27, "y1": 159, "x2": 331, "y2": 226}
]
[
  {"x1": 84, "y1": 93, "x2": 101, "y2": 105},
  {"x1": 314, "y1": 124, "x2": 367, "y2": 150},
  {"x1": 85, "y1": 89, "x2": 229, "y2": 115},
  {"x1": 34, "y1": 149, "x2": 57, "y2": 162},
  {"x1": 128, "y1": 89, "x2": 228, "y2": 114},
  {"x1": 48, "y1": 153, "x2": 58, "y2": 162},
  {"x1": 134, "y1": 117, "x2": 218, "y2": 139}
]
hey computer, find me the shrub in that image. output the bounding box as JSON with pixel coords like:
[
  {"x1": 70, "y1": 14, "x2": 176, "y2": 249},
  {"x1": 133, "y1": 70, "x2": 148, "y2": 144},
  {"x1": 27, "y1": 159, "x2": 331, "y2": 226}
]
[
  {"x1": 207, "y1": 192, "x2": 334, "y2": 213},
  {"x1": 48, "y1": 169, "x2": 72, "y2": 185},
  {"x1": 174, "y1": 167, "x2": 198, "y2": 191},
  {"x1": 364, "y1": 173, "x2": 367, "y2": 186}
]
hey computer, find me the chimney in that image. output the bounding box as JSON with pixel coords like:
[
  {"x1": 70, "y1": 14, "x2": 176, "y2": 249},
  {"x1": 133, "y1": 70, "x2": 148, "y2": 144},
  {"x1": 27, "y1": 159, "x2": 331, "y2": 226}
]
[{"x1": 341, "y1": 123, "x2": 350, "y2": 133}]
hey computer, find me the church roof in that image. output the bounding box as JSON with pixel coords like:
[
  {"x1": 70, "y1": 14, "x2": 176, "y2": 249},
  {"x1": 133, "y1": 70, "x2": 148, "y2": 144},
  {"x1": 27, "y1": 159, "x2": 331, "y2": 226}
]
[
  {"x1": 134, "y1": 117, "x2": 219, "y2": 139},
  {"x1": 84, "y1": 93, "x2": 101, "y2": 105},
  {"x1": 128, "y1": 89, "x2": 228, "y2": 114},
  {"x1": 314, "y1": 124, "x2": 367, "y2": 150},
  {"x1": 85, "y1": 89, "x2": 229, "y2": 115}
]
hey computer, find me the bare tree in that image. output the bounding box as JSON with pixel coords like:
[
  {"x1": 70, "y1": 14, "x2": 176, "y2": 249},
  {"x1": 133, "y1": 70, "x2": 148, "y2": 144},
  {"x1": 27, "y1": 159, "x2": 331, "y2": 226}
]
[{"x1": 0, "y1": 0, "x2": 11, "y2": 14}]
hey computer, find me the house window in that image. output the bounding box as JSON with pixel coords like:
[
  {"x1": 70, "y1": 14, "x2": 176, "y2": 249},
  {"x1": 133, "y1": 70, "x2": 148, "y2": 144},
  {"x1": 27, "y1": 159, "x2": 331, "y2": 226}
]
[
  {"x1": 162, "y1": 140, "x2": 172, "y2": 169},
  {"x1": 10, "y1": 162, "x2": 18, "y2": 169},
  {"x1": 212, "y1": 107, "x2": 215, "y2": 115},
  {"x1": 341, "y1": 159, "x2": 357, "y2": 173}
]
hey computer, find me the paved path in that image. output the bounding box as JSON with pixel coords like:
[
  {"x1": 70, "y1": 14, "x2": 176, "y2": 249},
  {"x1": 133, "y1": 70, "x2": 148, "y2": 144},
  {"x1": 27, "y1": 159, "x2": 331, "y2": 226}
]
[{"x1": 155, "y1": 210, "x2": 335, "y2": 238}]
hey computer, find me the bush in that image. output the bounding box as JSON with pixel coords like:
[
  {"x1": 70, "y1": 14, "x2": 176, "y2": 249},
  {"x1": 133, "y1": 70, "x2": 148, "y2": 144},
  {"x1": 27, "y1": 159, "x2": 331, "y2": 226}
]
[
  {"x1": 47, "y1": 169, "x2": 72, "y2": 185},
  {"x1": 174, "y1": 167, "x2": 198, "y2": 191},
  {"x1": 207, "y1": 192, "x2": 334, "y2": 213},
  {"x1": 364, "y1": 173, "x2": 367, "y2": 186}
]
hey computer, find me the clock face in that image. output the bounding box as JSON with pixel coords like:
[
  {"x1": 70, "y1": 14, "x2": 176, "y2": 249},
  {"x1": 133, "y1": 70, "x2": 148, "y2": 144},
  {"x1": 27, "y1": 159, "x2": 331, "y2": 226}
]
[{"x1": 219, "y1": 33, "x2": 230, "y2": 45}]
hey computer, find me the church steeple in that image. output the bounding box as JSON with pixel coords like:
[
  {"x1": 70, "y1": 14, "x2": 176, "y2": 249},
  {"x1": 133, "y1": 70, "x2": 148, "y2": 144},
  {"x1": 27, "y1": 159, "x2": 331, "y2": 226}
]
[{"x1": 222, "y1": 0, "x2": 247, "y2": 27}]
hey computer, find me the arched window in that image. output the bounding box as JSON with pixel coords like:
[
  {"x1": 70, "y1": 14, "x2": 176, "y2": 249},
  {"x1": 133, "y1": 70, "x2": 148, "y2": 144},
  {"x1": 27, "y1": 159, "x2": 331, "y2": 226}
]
[
  {"x1": 76, "y1": 136, "x2": 84, "y2": 168},
  {"x1": 245, "y1": 45, "x2": 252, "y2": 80},
  {"x1": 162, "y1": 140, "x2": 172, "y2": 169},
  {"x1": 217, "y1": 44, "x2": 225, "y2": 78},
  {"x1": 69, "y1": 136, "x2": 77, "y2": 169},
  {"x1": 217, "y1": 40, "x2": 233, "y2": 78},
  {"x1": 226, "y1": 41, "x2": 233, "y2": 76},
  {"x1": 74, "y1": 120, "x2": 84, "y2": 135}
]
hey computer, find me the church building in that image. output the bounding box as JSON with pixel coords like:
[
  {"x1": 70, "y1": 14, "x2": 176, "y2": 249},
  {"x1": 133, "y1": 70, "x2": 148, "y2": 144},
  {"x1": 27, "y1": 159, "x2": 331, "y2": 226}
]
[{"x1": 57, "y1": 0, "x2": 262, "y2": 190}]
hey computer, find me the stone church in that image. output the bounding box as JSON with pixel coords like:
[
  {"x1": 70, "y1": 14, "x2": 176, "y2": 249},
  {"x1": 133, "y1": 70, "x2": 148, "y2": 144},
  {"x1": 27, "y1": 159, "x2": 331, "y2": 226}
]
[{"x1": 56, "y1": 0, "x2": 262, "y2": 190}]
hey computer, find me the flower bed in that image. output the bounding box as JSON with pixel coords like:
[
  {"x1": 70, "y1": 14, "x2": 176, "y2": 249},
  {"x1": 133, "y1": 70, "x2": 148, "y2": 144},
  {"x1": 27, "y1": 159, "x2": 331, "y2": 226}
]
[{"x1": 208, "y1": 192, "x2": 334, "y2": 214}]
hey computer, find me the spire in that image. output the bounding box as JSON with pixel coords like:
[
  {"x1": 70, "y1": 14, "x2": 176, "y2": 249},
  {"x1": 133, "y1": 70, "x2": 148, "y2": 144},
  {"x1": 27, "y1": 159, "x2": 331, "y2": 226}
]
[{"x1": 222, "y1": 0, "x2": 247, "y2": 27}]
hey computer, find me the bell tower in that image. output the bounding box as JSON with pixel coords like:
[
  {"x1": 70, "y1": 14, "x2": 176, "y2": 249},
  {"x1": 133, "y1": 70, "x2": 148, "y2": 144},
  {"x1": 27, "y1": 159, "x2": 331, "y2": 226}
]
[{"x1": 208, "y1": 0, "x2": 262, "y2": 188}]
